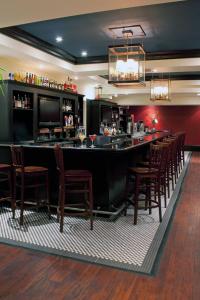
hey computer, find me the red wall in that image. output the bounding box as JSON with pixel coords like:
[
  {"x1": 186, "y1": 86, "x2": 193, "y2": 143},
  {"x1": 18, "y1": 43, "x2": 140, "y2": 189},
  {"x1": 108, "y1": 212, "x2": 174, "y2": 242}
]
[{"x1": 129, "y1": 106, "x2": 200, "y2": 146}]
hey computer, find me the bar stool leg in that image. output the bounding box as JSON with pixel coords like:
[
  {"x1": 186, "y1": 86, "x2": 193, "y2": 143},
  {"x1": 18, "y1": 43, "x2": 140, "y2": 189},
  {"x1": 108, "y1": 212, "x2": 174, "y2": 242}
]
[
  {"x1": 158, "y1": 179, "x2": 162, "y2": 223},
  {"x1": 45, "y1": 173, "x2": 51, "y2": 219},
  {"x1": 20, "y1": 175, "x2": 25, "y2": 226},
  {"x1": 163, "y1": 178, "x2": 167, "y2": 208},
  {"x1": 134, "y1": 175, "x2": 140, "y2": 225},
  {"x1": 13, "y1": 172, "x2": 17, "y2": 219},
  {"x1": 8, "y1": 170, "x2": 15, "y2": 219},
  {"x1": 88, "y1": 177, "x2": 93, "y2": 230},
  {"x1": 60, "y1": 187, "x2": 65, "y2": 233}
]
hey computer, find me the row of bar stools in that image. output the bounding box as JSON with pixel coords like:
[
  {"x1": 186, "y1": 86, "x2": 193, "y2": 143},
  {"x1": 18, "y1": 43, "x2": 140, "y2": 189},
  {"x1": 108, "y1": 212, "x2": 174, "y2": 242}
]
[
  {"x1": 11, "y1": 145, "x2": 51, "y2": 226},
  {"x1": 126, "y1": 143, "x2": 168, "y2": 225},
  {"x1": 54, "y1": 144, "x2": 93, "y2": 233},
  {"x1": 0, "y1": 164, "x2": 14, "y2": 217},
  {"x1": 0, "y1": 145, "x2": 94, "y2": 232}
]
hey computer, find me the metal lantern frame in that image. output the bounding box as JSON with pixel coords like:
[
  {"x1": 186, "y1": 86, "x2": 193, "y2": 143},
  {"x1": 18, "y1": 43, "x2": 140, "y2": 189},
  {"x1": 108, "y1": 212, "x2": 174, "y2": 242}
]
[
  {"x1": 150, "y1": 78, "x2": 171, "y2": 102},
  {"x1": 108, "y1": 43, "x2": 145, "y2": 87}
]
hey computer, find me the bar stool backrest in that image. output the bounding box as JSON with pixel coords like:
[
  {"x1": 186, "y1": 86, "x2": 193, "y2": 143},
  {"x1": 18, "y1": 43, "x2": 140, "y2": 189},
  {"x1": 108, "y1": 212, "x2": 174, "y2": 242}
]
[
  {"x1": 11, "y1": 145, "x2": 24, "y2": 171},
  {"x1": 54, "y1": 144, "x2": 65, "y2": 184},
  {"x1": 149, "y1": 144, "x2": 167, "y2": 172}
]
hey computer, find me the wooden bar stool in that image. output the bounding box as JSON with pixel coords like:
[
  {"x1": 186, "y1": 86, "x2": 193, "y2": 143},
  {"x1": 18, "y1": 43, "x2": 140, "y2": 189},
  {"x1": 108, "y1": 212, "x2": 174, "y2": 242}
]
[
  {"x1": 156, "y1": 140, "x2": 171, "y2": 200},
  {"x1": 54, "y1": 144, "x2": 93, "y2": 233},
  {"x1": 163, "y1": 137, "x2": 179, "y2": 186},
  {"x1": 0, "y1": 164, "x2": 15, "y2": 217},
  {"x1": 126, "y1": 144, "x2": 168, "y2": 225},
  {"x1": 11, "y1": 145, "x2": 51, "y2": 226}
]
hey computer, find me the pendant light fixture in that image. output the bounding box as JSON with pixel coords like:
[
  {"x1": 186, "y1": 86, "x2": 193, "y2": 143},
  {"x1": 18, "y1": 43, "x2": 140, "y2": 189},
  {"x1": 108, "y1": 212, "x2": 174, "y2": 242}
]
[
  {"x1": 150, "y1": 77, "x2": 171, "y2": 102},
  {"x1": 108, "y1": 26, "x2": 146, "y2": 87}
]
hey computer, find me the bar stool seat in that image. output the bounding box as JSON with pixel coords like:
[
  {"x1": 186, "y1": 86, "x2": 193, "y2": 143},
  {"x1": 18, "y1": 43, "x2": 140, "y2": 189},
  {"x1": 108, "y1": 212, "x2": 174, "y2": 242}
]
[
  {"x1": 0, "y1": 163, "x2": 11, "y2": 169},
  {"x1": 16, "y1": 166, "x2": 48, "y2": 173},
  {"x1": 64, "y1": 169, "x2": 92, "y2": 177},
  {"x1": 129, "y1": 167, "x2": 158, "y2": 175}
]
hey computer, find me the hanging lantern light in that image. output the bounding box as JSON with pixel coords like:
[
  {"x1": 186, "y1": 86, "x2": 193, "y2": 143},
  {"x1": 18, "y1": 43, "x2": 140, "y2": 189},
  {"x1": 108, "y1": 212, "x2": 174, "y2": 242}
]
[
  {"x1": 95, "y1": 85, "x2": 103, "y2": 99},
  {"x1": 150, "y1": 78, "x2": 171, "y2": 101},
  {"x1": 108, "y1": 28, "x2": 145, "y2": 87}
]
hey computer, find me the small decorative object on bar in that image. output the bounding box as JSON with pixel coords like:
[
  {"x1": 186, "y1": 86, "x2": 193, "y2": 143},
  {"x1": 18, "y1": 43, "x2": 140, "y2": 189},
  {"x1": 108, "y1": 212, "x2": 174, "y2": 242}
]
[
  {"x1": 89, "y1": 134, "x2": 97, "y2": 148},
  {"x1": 150, "y1": 78, "x2": 171, "y2": 101},
  {"x1": 77, "y1": 126, "x2": 86, "y2": 147},
  {"x1": 151, "y1": 114, "x2": 159, "y2": 132},
  {"x1": 95, "y1": 85, "x2": 103, "y2": 99},
  {"x1": 108, "y1": 26, "x2": 145, "y2": 87}
]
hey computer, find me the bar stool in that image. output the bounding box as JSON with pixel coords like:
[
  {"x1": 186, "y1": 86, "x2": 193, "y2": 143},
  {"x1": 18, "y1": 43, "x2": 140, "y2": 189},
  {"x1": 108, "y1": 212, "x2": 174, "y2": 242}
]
[
  {"x1": 156, "y1": 140, "x2": 172, "y2": 200},
  {"x1": 11, "y1": 145, "x2": 51, "y2": 226},
  {"x1": 54, "y1": 144, "x2": 93, "y2": 233},
  {"x1": 163, "y1": 136, "x2": 179, "y2": 186},
  {"x1": 126, "y1": 144, "x2": 168, "y2": 225},
  {"x1": 0, "y1": 164, "x2": 15, "y2": 217}
]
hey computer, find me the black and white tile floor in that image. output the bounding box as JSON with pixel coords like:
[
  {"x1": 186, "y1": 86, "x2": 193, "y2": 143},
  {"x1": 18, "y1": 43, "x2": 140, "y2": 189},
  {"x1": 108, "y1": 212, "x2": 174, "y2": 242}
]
[{"x1": 0, "y1": 153, "x2": 190, "y2": 274}]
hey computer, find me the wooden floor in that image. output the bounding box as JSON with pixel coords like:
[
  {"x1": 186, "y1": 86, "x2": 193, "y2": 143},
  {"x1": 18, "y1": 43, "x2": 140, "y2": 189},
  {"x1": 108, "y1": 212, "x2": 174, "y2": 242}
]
[{"x1": 0, "y1": 153, "x2": 200, "y2": 300}]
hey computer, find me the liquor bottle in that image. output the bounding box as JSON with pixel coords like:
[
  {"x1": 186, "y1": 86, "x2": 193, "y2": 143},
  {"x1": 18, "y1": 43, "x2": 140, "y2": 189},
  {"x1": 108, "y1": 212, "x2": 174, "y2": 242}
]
[
  {"x1": 13, "y1": 96, "x2": 16, "y2": 108},
  {"x1": 27, "y1": 96, "x2": 31, "y2": 109},
  {"x1": 28, "y1": 73, "x2": 32, "y2": 84},
  {"x1": 34, "y1": 74, "x2": 37, "y2": 85},
  {"x1": 21, "y1": 96, "x2": 24, "y2": 109},
  {"x1": 24, "y1": 94, "x2": 28, "y2": 109},
  {"x1": 25, "y1": 72, "x2": 29, "y2": 83},
  {"x1": 17, "y1": 94, "x2": 21, "y2": 108}
]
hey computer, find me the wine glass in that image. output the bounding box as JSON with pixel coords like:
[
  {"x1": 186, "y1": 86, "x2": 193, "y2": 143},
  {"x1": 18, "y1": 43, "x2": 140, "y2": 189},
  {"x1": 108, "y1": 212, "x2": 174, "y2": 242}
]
[
  {"x1": 89, "y1": 134, "x2": 97, "y2": 148},
  {"x1": 77, "y1": 127, "x2": 86, "y2": 148}
]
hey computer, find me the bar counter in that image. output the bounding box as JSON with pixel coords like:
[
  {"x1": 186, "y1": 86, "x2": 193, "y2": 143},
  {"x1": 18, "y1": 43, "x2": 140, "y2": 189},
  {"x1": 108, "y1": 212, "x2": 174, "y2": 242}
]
[{"x1": 0, "y1": 131, "x2": 169, "y2": 216}]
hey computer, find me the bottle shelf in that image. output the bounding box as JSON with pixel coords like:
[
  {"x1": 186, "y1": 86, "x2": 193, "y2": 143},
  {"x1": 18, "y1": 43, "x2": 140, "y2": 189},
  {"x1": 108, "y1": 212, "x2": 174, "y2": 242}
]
[
  {"x1": 13, "y1": 108, "x2": 33, "y2": 111},
  {"x1": 62, "y1": 111, "x2": 74, "y2": 114}
]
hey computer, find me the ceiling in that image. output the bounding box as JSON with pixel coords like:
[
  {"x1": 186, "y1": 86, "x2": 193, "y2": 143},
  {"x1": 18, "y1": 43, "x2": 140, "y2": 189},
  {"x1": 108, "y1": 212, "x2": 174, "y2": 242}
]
[
  {"x1": 0, "y1": 0, "x2": 184, "y2": 28},
  {"x1": 5, "y1": 0, "x2": 196, "y2": 62},
  {"x1": 1, "y1": 0, "x2": 200, "y2": 102}
]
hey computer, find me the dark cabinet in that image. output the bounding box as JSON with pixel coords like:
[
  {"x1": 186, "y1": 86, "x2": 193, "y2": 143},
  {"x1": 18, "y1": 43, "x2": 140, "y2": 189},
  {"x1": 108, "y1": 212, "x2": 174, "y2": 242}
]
[
  {"x1": 119, "y1": 106, "x2": 131, "y2": 133},
  {"x1": 87, "y1": 99, "x2": 119, "y2": 135},
  {"x1": 0, "y1": 80, "x2": 84, "y2": 142}
]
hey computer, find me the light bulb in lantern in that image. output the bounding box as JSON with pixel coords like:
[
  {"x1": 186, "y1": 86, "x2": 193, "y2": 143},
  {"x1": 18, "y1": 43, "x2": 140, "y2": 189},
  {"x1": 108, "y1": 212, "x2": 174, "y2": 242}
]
[
  {"x1": 116, "y1": 60, "x2": 126, "y2": 73},
  {"x1": 153, "y1": 86, "x2": 168, "y2": 99},
  {"x1": 126, "y1": 59, "x2": 138, "y2": 72}
]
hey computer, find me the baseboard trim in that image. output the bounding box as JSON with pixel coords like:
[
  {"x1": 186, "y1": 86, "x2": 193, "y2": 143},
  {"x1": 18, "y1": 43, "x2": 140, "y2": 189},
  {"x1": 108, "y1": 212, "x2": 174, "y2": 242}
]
[{"x1": 184, "y1": 145, "x2": 200, "y2": 151}]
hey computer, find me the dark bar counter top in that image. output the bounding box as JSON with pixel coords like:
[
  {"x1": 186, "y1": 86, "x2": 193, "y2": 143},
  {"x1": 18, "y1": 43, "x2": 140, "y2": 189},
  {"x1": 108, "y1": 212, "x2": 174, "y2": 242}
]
[
  {"x1": 0, "y1": 131, "x2": 169, "y2": 152},
  {"x1": 0, "y1": 131, "x2": 170, "y2": 216}
]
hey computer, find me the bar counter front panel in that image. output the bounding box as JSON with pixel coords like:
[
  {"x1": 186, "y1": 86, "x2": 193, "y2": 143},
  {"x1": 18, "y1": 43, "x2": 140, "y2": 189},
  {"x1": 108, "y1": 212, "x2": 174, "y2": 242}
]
[{"x1": 0, "y1": 132, "x2": 169, "y2": 215}]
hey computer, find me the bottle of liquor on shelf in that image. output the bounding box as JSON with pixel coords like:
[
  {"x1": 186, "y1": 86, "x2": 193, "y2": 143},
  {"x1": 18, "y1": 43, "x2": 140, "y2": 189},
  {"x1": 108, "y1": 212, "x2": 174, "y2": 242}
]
[
  {"x1": 28, "y1": 73, "x2": 32, "y2": 84},
  {"x1": 17, "y1": 94, "x2": 21, "y2": 108},
  {"x1": 24, "y1": 94, "x2": 28, "y2": 109},
  {"x1": 27, "y1": 96, "x2": 31, "y2": 109},
  {"x1": 25, "y1": 72, "x2": 29, "y2": 83},
  {"x1": 31, "y1": 74, "x2": 34, "y2": 85},
  {"x1": 13, "y1": 95, "x2": 16, "y2": 108},
  {"x1": 21, "y1": 96, "x2": 24, "y2": 109}
]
